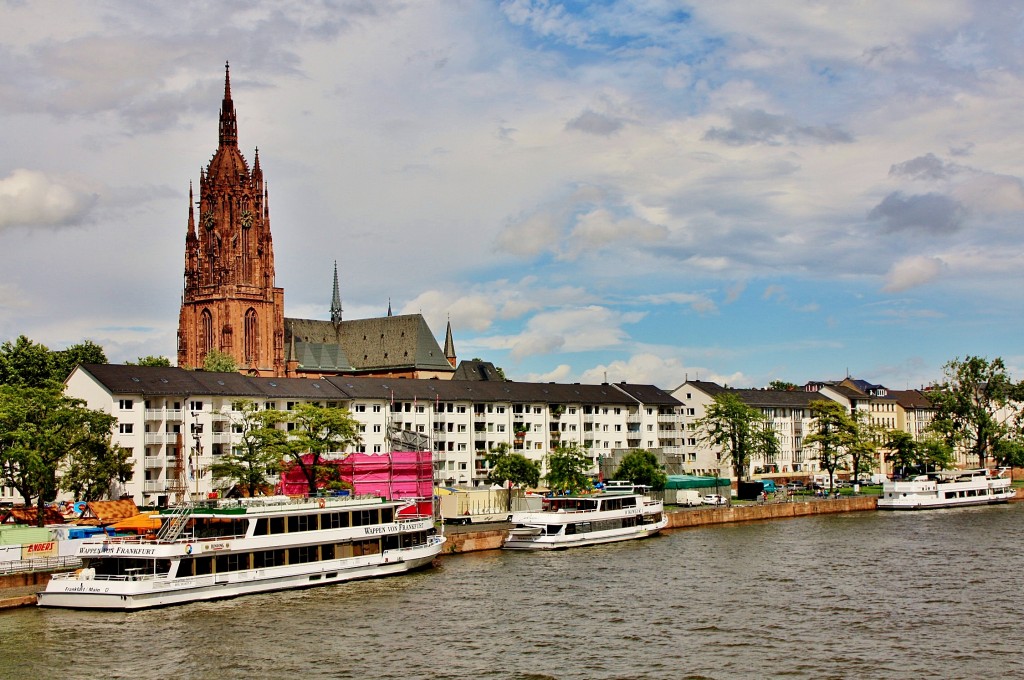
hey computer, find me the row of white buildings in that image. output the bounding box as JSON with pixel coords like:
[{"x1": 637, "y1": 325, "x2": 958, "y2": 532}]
[{"x1": 1, "y1": 365, "x2": 948, "y2": 507}]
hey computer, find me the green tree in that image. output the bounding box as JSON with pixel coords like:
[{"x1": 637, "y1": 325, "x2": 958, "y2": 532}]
[
  {"x1": 768, "y1": 380, "x2": 799, "y2": 391},
  {"x1": 882, "y1": 429, "x2": 920, "y2": 477},
  {"x1": 804, "y1": 400, "x2": 855, "y2": 490},
  {"x1": 208, "y1": 401, "x2": 287, "y2": 497},
  {"x1": 127, "y1": 355, "x2": 172, "y2": 367},
  {"x1": 927, "y1": 356, "x2": 1020, "y2": 467},
  {"x1": 694, "y1": 392, "x2": 780, "y2": 481},
  {"x1": 846, "y1": 410, "x2": 879, "y2": 484},
  {"x1": 612, "y1": 449, "x2": 667, "y2": 491},
  {"x1": 284, "y1": 404, "x2": 362, "y2": 495},
  {"x1": 545, "y1": 441, "x2": 592, "y2": 494},
  {"x1": 62, "y1": 440, "x2": 134, "y2": 502},
  {"x1": 52, "y1": 340, "x2": 107, "y2": 383},
  {"x1": 0, "y1": 335, "x2": 56, "y2": 387},
  {"x1": 486, "y1": 442, "x2": 541, "y2": 510},
  {"x1": 203, "y1": 349, "x2": 239, "y2": 373},
  {"x1": 0, "y1": 385, "x2": 120, "y2": 525}
]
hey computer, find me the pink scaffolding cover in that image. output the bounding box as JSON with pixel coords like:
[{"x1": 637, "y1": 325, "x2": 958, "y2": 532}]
[{"x1": 277, "y1": 451, "x2": 433, "y2": 500}]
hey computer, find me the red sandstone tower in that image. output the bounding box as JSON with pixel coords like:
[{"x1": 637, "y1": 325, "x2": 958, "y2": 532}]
[{"x1": 177, "y1": 63, "x2": 285, "y2": 375}]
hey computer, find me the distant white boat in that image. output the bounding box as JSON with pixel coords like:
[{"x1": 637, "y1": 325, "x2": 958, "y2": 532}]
[
  {"x1": 877, "y1": 468, "x2": 1016, "y2": 510},
  {"x1": 503, "y1": 484, "x2": 667, "y2": 550}
]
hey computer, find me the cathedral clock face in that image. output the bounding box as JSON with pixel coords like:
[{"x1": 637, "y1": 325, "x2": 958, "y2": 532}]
[
  {"x1": 203, "y1": 211, "x2": 215, "y2": 230},
  {"x1": 240, "y1": 210, "x2": 254, "y2": 229}
]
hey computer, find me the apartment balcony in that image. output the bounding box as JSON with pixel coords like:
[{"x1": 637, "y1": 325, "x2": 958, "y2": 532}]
[
  {"x1": 211, "y1": 432, "x2": 233, "y2": 444},
  {"x1": 144, "y1": 409, "x2": 164, "y2": 421},
  {"x1": 657, "y1": 413, "x2": 683, "y2": 423},
  {"x1": 144, "y1": 456, "x2": 164, "y2": 468},
  {"x1": 144, "y1": 433, "x2": 171, "y2": 445},
  {"x1": 165, "y1": 410, "x2": 183, "y2": 421},
  {"x1": 626, "y1": 413, "x2": 642, "y2": 424},
  {"x1": 143, "y1": 480, "x2": 166, "y2": 493}
]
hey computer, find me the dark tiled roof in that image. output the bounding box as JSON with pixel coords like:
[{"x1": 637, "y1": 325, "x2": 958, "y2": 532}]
[
  {"x1": 732, "y1": 389, "x2": 827, "y2": 408},
  {"x1": 285, "y1": 314, "x2": 453, "y2": 373},
  {"x1": 76, "y1": 363, "x2": 214, "y2": 396},
  {"x1": 889, "y1": 389, "x2": 934, "y2": 409},
  {"x1": 72, "y1": 365, "x2": 680, "y2": 407},
  {"x1": 452, "y1": 360, "x2": 502, "y2": 381}
]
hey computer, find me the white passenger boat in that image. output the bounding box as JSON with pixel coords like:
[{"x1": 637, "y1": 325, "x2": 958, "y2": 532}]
[
  {"x1": 503, "y1": 485, "x2": 667, "y2": 550},
  {"x1": 37, "y1": 494, "x2": 444, "y2": 610},
  {"x1": 877, "y1": 468, "x2": 1016, "y2": 510}
]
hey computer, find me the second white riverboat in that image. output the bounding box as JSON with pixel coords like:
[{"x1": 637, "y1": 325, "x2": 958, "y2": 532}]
[
  {"x1": 877, "y1": 468, "x2": 1015, "y2": 510},
  {"x1": 37, "y1": 494, "x2": 444, "y2": 610},
  {"x1": 503, "y1": 485, "x2": 667, "y2": 550}
]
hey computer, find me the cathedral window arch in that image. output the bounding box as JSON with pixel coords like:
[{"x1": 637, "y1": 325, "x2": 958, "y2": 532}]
[
  {"x1": 200, "y1": 309, "x2": 213, "y2": 359},
  {"x1": 245, "y1": 308, "x2": 259, "y2": 364}
]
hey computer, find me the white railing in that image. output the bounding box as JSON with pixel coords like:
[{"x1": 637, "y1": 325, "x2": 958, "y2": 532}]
[{"x1": 0, "y1": 555, "x2": 82, "y2": 576}]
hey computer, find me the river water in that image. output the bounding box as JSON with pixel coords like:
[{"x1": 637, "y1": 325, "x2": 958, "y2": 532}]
[{"x1": 2, "y1": 505, "x2": 1023, "y2": 679}]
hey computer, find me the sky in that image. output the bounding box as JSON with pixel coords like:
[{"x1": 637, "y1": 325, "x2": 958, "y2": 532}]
[{"x1": 2, "y1": 0, "x2": 1024, "y2": 391}]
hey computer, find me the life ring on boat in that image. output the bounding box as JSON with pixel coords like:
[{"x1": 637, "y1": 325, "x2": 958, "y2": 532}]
[
  {"x1": 318, "y1": 498, "x2": 326, "y2": 508},
  {"x1": 73, "y1": 501, "x2": 86, "y2": 515}
]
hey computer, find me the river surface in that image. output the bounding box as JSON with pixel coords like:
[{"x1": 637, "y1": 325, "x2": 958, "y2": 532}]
[{"x1": 3, "y1": 505, "x2": 1023, "y2": 679}]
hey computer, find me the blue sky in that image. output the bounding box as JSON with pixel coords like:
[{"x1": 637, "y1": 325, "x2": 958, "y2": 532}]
[{"x1": 2, "y1": 1, "x2": 1023, "y2": 390}]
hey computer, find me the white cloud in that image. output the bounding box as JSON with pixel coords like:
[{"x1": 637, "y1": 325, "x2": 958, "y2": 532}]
[
  {"x1": 882, "y1": 256, "x2": 947, "y2": 292},
  {"x1": 0, "y1": 169, "x2": 96, "y2": 229}
]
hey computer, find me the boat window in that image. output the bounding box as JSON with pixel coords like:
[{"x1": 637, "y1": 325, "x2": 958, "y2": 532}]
[
  {"x1": 288, "y1": 514, "x2": 315, "y2": 533},
  {"x1": 288, "y1": 546, "x2": 317, "y2": 564},
  {"x1": 353, "y1": 509, "x2": 379, "y2": 527},
  {"x1": 192, "y1": 556, "x2": 214, "y2": 576},
  {"x1": 216, "y1": 553, "x2": 248, "y2": 573},
  {"x1": 322, "y1": 544, "x2": 335, "y2": 560},
  {"x1": 352, "y1": 539, "x2": 380, "y2": 556},
  {"x1": 385, "y1": 535, "x2": 401, "y2": 550},
  {"x1": 325, "y1": 512, "x2": 349, "y2": 529},
  {"x1": 253, "y1": 549, "x2": 285, "y2": 568},
  {"x1": 622, "y1": 497, "x2": 637, "y2": 507},
  {"x1": 381, "y1": 507, "x2": 394, "y2": 523},
  {"x1": 269, "y1": 517, "x2": 285, "y2": 534}
]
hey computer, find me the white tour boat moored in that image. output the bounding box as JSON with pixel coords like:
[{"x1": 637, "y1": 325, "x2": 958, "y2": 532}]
[
  {"x1": 37, "y1": 494, "x2": 444, "y2": 610},
  {"x1": 503, "y1": 484, "x2": 667, "y2": 550},
  {"x1": 877, "y1": 468, "x2": 1016, "y2": 510}
]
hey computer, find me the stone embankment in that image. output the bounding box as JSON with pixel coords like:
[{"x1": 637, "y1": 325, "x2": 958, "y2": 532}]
[{"x1": 441, "y1": 495, "x2": 879, "y2": 554}]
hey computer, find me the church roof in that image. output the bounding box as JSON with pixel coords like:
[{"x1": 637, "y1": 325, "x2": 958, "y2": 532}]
[{"x1": 284, "y1": 314, "x2": 453, "y2": 374}]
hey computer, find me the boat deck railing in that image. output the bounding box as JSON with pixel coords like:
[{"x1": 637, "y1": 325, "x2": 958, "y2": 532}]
[{"x1": 0, "y1": 555, "x2": 82, "y2": 577}]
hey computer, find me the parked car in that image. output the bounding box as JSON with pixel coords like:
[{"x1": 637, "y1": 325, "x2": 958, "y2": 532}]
[
  {"x1": 702, "y1": 494, "x2": 727, "y2": 506},
  {"x1": 785, "y1": 481, "x2": 804, "y2": 492}
]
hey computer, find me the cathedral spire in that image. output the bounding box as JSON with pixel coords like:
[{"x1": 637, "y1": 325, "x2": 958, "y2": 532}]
[
  {"x1": 186, "y1": 182, "x2": 196, "y2": 239},
  {"x1": 330, "y1": 261, "x2": 343, "y2": 325},
  {"x1": 387, "y1": 297, "x2": 392, "y2": 317},
  {"x1": 219, "y1": 61, "x2": 238, "y2": 148}
]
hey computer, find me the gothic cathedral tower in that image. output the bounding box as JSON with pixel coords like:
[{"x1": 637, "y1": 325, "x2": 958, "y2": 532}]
[{"x1": 177, "y1": 63, "x2": 285, "y2": 375}]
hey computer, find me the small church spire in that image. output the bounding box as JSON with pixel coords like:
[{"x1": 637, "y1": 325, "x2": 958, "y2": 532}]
[
  {"x1": 444, "y1": 316, "x2": 456, "y2": 368},
  {"x1": 387, "y1": 297, "x2": 392, "y2": 317},
  {"x1": 330, "y1": 261, "x2": 343, "y2": 325}
]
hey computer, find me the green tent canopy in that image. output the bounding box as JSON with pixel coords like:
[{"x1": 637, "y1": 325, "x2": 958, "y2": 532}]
[{"x1": 665, "y1": 475, "x2": 730, "y2": 490}]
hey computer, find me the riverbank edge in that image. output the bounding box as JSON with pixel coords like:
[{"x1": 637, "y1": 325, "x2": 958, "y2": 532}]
[{"x1": 4, "y1": 490, "x2": 1020, "y2": 610}]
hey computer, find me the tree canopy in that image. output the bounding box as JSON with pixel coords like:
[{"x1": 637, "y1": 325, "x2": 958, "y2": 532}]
[
  {"x1": 693, "y1": 392, "x2": 779, "y2": 480},
  {"x1": 284, "y1": 404, "x2": 362, "y2": 495},
  {"x1": 0, "y1": 335, "x2": 107, "y2": 387},
  {"x1": 545, "y1": 442, "x2": 592, "y2": 493},
  {"x1": 208, "y1": 401, "x2": 287, "y2": 497},
  {"x1": 612, "y1": 449, "x2": 667, "y2": 490},
  {"x1": 926, "y1": 356, "x2": 1023, "y2": 468},
  {"x1": 202, "y1": 349, "x2": 239, "y2": 373},
  {"x1": 0, "y1": 384, "x2": 129, "y2": 524},
  {"x1": 127, "y1": 355, "x2": 172, "y2": 367},
  {"x1": 803, "y1": 400, "x2": 855, "y2": 489}
]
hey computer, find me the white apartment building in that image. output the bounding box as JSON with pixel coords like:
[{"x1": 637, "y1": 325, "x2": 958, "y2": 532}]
[
  {"x1": 51, "y1": 364, "x2": 683, "y2": 507},
  {"x1": 674, "y1": 381, "x2": 829, "y2": 479}
]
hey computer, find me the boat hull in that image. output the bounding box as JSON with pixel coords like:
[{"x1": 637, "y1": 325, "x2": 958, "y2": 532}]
[
  {"x1": 877, "y1": 493, "x2": 1014, "y2": 510},
  {"x1": 37, "y1": 538, "x2": 444, "y2": 611},
  {"x1": 503, "y1": 518, "x2": 667, "y2": 551}
]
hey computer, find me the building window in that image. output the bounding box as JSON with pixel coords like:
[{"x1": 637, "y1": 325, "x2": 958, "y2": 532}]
[
  {"x1": 190, "y1": 401, "x2": 203, "y2": 412},
  {"x1": 373, "y1": 424, "x2": 381, "y2": 433},
  {"x1": 119, "y1": 423, "x2": 134, "y2": 434},
  {"x1": 118, "y1": 399, "x2": 134, "y2": 410},
  {"x1": 373, "y1": 404, "x2": 382, "y2": 413},
  {"x1": 355, "y1": 404, "x2": 366, "y2": 412}
]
